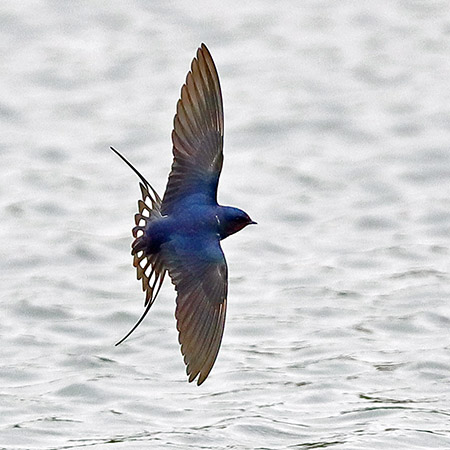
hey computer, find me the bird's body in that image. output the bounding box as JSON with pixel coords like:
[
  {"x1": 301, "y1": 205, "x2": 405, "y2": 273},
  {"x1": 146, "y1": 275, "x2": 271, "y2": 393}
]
[
  {"x1": 112, "y1": 44, "x2": 254, "y2": 385},
  {"x1": 134, "y1": 204, "x2": 250, "y2": 256}
]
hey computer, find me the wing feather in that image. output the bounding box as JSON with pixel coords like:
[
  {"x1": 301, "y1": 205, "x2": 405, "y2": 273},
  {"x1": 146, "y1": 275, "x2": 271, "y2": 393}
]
[
  {"x1": 163, "y1": 235, "x2": 228, "y2": 385},
  {"x1": 162, "y1": 44, "x2": 224, "y2": 215}
]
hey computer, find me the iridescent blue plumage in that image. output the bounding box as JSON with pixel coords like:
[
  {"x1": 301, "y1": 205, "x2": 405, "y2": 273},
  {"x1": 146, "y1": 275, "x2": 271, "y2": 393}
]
[{"x1": 112, "y1": 44, "x2": 255, "y2": 385}]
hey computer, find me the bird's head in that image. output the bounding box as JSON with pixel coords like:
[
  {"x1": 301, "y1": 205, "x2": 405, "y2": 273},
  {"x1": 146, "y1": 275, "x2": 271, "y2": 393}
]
[{"x1": 218, "y1": 206, "x2": 256, "y2": 239}]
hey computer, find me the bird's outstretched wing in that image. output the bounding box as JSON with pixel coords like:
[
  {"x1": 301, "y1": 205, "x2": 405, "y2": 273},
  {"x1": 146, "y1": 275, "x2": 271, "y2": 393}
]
[
  {"x1": 162, "y1": 234, "x2": 228, "y2": 385},
  {"x1": 161, "y1": 43, "x2": 224, "y2": 216}
]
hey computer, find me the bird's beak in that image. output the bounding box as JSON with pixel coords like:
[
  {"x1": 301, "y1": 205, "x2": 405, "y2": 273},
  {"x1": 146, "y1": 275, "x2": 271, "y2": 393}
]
[{"x1": 249, "y1": 220, "x2": 257, "y2": 225}]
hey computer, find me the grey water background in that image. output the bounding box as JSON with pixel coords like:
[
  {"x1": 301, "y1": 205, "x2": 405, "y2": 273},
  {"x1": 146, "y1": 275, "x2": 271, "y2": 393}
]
[{"x1": 1, "y1": 1, "x2": 450, "y2": 449}]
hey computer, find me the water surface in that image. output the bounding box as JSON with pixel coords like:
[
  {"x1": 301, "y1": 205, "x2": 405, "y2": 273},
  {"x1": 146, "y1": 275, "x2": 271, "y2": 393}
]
[{"x1": 1, "y1": 1, "x2": 450, "y2": 449}]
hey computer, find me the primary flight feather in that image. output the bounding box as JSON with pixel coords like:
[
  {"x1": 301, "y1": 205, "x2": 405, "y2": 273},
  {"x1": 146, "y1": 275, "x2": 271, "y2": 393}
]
[{"x1": 112, "y1": 44, "x2": 255, "y2": 385}]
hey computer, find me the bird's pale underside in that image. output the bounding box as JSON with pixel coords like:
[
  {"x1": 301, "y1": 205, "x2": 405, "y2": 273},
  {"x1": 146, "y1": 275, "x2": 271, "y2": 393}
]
[{"x1": 112, "y1": 44, "x2": 255, "y2": 385}]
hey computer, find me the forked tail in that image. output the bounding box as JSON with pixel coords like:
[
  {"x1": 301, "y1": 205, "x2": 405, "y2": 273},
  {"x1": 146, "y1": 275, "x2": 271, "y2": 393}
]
[{"x1": 111, "y1": 147, "x2": 166, "y2": 345}]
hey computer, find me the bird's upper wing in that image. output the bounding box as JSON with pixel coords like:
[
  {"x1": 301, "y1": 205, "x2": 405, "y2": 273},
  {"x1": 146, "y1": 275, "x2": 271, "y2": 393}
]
[
  {"x1": 162, "y1": 234, "x2": 228, "y2": 385},
  {"x1": 161, "y1": 43, "x2": 224, "y2": 216}
]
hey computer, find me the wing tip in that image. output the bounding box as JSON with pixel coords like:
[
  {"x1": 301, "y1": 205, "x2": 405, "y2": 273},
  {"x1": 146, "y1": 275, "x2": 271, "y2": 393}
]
[
  {"x1": 199, "y1": 42, "x2": 210, "y2": 55},
  {"x1": 186, "y1": 367, "x2": 210, "y2": 386}
]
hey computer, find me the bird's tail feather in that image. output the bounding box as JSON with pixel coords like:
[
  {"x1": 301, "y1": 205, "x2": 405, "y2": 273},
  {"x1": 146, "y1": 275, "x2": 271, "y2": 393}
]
[
  {"x1": 111, "y1": 147, "x2": 166, "y2": 345},
  {"x1": 110, "y1": 146, "x2": 162, "y2": 207},
  {"x1": 131, "y1": 182, "x2": 165, "y2": 306}
]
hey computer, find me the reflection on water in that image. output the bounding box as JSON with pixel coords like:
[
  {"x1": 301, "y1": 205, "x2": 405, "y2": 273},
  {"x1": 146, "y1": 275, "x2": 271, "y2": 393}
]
[{"x1": 1, "y1": 1, "x2": 450, "y2": 448}]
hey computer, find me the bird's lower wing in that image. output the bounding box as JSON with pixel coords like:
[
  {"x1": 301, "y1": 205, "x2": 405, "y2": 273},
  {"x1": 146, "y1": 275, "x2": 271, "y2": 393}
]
[{"x1": 162, "y1": 235, "x2": 228, "y2": 385}]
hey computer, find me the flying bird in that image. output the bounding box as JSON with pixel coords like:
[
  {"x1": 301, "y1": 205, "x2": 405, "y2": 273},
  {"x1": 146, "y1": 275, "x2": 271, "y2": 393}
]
[{"x1": 111, "y1": 44, "x2": 255, "y2": 385}]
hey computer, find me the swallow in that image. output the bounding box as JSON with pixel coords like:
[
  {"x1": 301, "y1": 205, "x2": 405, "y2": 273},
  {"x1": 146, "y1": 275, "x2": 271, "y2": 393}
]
[{"x1": 111, "y1": 44, "x2": 255, "y2": 385}]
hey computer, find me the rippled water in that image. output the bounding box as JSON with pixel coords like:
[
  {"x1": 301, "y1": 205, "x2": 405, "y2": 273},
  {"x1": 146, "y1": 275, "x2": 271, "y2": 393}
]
[{"x1": 2, "y1": 1, "x2": 450, "y2": 449}]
